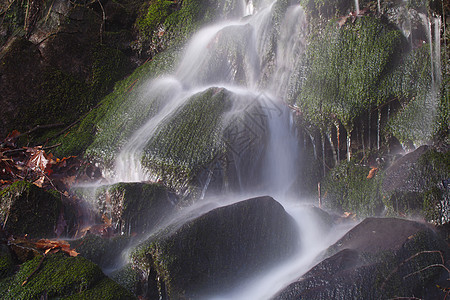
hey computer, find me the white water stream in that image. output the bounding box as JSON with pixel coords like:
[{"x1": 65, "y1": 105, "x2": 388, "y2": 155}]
[{"x1": 108, "y1": 0, "x2": 353, "y2": 298}]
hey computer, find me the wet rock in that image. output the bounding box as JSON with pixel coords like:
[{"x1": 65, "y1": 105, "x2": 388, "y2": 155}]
[
  {"x1": 0, "y1": 252, "x2": 136, "y2": 299},
  {"x1": 0, "y1": 181, "x2": 64, "y2": 237},
  {"x1": 0, "y1": 243, "x2": 15, "y2": 279},
  {"x1": 70, "y1": 234, "x2": 131, "y2": 270},
  {"x1": 110, "y1": 263, "x2": 145, "y2": 296},
  {"x1": 382, "y1": 146, "x2": 449, "y2": 223},
  {"x1": 131, "y1": 196, "x2": 299, "y2": 299},
  {"x1": 94, "y1": 182, "x2": 177, "y2": 235},
  {"x1": 274, "y1": 217, "x2": 450, "y2": 300}
]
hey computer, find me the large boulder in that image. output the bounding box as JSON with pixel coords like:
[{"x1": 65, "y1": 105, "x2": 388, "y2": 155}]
[
  {"x1": 0, "y1": 252, "x2": 136, "y2": 299},
  {"x1": 0, "y1": 181, "x2": 72, "y2": 237},
  {"x1": 382, "y1": 146, "x2": 449, "y2": 223},
  {"x1": 70, "y1": 234, "x2": 131, "y2": 270},
  {"x1": 274, "y1": 217, "x2": 450, "y2": 299},
  {"x1": 131, "y1": 196, "x2": 299, "y2": 299},
  {"x1": 94, "y1": 182, "x2": 177, "y2": 235}
]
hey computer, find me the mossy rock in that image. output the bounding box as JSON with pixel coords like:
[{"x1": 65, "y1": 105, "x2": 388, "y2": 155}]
[
  {"x1": 0, "y1": 181, "x2": 62, "y2": 238},
  {"x1": 94, "y1": 182, "x2": 177, "y2": 235},
  {"x1": 0, "y1": 252, "x2": 136, "y2": 299},
  {"x1": 298, "y1": 16, "x2": 407, "y2": 130},
  {"x1": 0, "y1": 244, "x2": 15, "y2": 280},
  {"x1": 110, "y1": 264, "x2": 144, "y2": 296},
  {"x1": 131, "y1": 196, "x2": 299, "y2": 298},
  {"x1": 322, "y1": 160, "x2": 384, "y2": 217},
  {"x1": 70, "y1": 235, "x2": 131, "y2": 270},
  {"x1": 274, "y1": 217, "x2": 450, "y2": 299},
  {"x1": 134, "y1": 0, "x2": 245, "y2": 57},
  {"x1": 382, "y1": 146, "x2": 450, "y2": 223},
  {"x1": 141, "y1": 87, "x2": 233, "y2": 194},
  {"x1": 56, "y1": 46, "x2": 180, "y2": 160}
]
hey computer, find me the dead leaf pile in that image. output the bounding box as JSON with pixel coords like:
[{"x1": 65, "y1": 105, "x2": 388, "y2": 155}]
[{"x1": 0, "y1": 130, "x2": 102, "y2": 192}]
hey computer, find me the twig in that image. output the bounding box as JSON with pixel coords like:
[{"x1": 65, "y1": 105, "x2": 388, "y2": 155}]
[
  {"x1": 96, "y1": 0, "x2": 105, "y2": 44},
  {"x1": 22, "y1": 254, "x2": 46, "y2": 286},
  {"x1": 1, "y1": 143, "x2": 61, "y2": 156},
  {"x1": 381, "y1": 250, "x2": 446, "y2": 290},
  {"x1": 18, "y1": 123, "x2": 64, "y2": 138},
  {"x1": 49, "y1": 102, "x2": 103, "y2": 141},
  {"x1": 404, "y1": 264, "x2": 450, "y2": 280}
]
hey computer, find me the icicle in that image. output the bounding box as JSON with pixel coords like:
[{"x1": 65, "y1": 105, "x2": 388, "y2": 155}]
[
  {"x1": 200, "y1": 168, "x2": 214, "y2": 199},
  {"x1": 355, "y1": 0, "x2": 360, "y2": 15},
  {"x1": 335, "y1": 123, "x2": 340, "y2": 162},
  {"x1": 377, "y1": 108, "x2": 381, "y2": 150},
  {"x1": 308, "y1": 132, "x2": 317, "y2": 160},
  {"x1": 377, "y1": 0, "x2": 381, "y2": 14},
  {"x1": 346, "y1": 129, "x2": 351, "y2": 162},
  {"x1": 326, "y1": 128, "x2": 337, "y2": 166},
  {"x1": 368, "y1": 111, "x2": 371, "y2": 149},
  {"x1": 361, "y1": 123, "x2": 365, "y2": 160},
  {"x1": 434, "y1": 17, "x2": 442, "y2": 87},
  {"x1": 321, "y1": 133, "x2": 326, "y2": 176},
  {"x1": 420, "y1": 13, "x2": 435, "y2": 88}
]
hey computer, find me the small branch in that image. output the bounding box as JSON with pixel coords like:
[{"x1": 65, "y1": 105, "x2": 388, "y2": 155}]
[
  {"x1": 96, "y1": 0, "x2": 105, "y2": 44},
  {"x1": 49, "y1": 102, "x2": 103, "y2": 141},
  {"x1": 1, "y1": 143, "x2": 61, "y2": 156},
  {"x1": 22, "y1": 254, "x2": 46, "y2": 286},
  {"x1": 18, "y1": 123, "x2": 65, "y2": 138},
  {"x1": 404, "y1": 264, "x2": 450, "y2": 280},
  {"x1": 381, "y1": 250, "x2": 446, "y2": 290}
]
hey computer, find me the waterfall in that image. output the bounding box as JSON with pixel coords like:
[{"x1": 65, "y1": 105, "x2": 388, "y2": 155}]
[{"x1": 112, "y1": 1, "x2": 306, "y2": 194}]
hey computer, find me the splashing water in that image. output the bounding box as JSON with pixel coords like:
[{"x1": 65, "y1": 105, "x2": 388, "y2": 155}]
[
  {"x1": 113, "y1": 1, "x2": 307, "y2": 188},
  {"x1": 108, "y1": 1, "x2": 351, "y2": 298}
]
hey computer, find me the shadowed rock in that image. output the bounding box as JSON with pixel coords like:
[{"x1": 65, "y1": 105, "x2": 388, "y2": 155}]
[
  {"x1": 274, "y1": 217, "x2": 450, "y2": 300},
  {"x1": 131, "y1": 196, "x2": 299, "y2": 299}
]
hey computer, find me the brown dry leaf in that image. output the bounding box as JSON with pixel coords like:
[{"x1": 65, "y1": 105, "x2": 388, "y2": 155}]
[
  {"x1": 102, "y1": 214, "x2": 112, "y2": 226},
  {"x1": 367, "y1": 167, "x2": 378, "y2": 179},
  {"x1": 26, "y1": 148, "x2": 49, "y2": 172},
  {"x1": 33, "y1": 176, "x2": 45, "y2": 188}
]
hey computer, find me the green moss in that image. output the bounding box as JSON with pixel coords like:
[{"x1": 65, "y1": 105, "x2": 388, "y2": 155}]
[
  {"x1": 56, "y1": 46, "x2": 179, "y2": 160},
  {"x1": 141, "y1": 87, "x2": 233, "y2": 192},
  {"x1": 136, "y1": 0, "x2": 177, "y2": 36},
  {"x1": 298, "y1": 16, "x2": 407, "y2": 130},
  {"x1": 0, "y1": 252, "x2": 135, "y2": 299},
  {"x1": 70, "y1": 235, "x2": 131, "y2": 269},
  {"x1": 0, "y1": 181, "x2": 62, "y2": 237},
  {"x1": 0, "y1": 245, "x2": 14, "y2": 280},
  {"x1": 322, "y1": 160, "x2": 384, "y2": 216}
]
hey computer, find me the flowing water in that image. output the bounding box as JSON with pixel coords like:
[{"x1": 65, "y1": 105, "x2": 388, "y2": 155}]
[{"x1": 93, "y1": 0, "x2": 441, "y2": 298}]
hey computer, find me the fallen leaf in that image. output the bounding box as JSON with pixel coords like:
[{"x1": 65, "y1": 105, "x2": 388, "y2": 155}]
[{"x1": 367, "y1": 167, "x2": 378, "y2": 179}]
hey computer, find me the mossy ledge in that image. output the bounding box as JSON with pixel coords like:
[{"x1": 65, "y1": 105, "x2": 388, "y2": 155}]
[{"x1": 0, "y1": 252, "x2": 136, "y2": 299}]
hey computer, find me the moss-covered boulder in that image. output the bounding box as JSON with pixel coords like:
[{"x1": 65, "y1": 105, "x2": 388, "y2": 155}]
[
  {"x1": 0, "y1": 181, "x2": 64, "y2": 237},
  {"x1": 382, "y1": 146, "x2": 449, "y2": 224},
  {"x1": 110, "y1": 264, "x2": 144, "y2": 296},
  {"x1": 0, "y1": 244, "x2": 15, "y2": 280},
  {"x1": 322, "y1": 160, "x2": 384, "y2": 217},
  {"x1": 70, "y1": 235, "x2": 131, "y2": 270},
  {"x1": 84, "y1": 182, "x2": 177, "y2": 235},
  {"x1": 131, "y1": 196, "x2": 299, "y2": 299},
  {"x1": 274, "y1": 217, "x2": 450, "y2": 299},
  {"x1": 0, "y1": 1, "x2": 133, "y2": 141},
  {"x1": 0, "y1": 252, "x2": 136, "y2": 299}
]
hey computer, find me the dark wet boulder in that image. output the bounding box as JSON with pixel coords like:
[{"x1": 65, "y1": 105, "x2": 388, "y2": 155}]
[
  {"x1": 274, "y1": 217, "x2": 450, "y2": 300},
  {"x1": 382, "y1": 146, "x2": 449, "y2": 223},
  {"x1": 110, "y1": 263, "x2": 145, "y2": 296},
  {"x1": 0, "y1": 181, "x2": 67, "y2": 237},
  {"x1": 131, "y1": 196, "x2": 299, "y2": 299},
  {"x1": 70, "y1": 234, "x2": 131, "y2": 270},
  {"x1": 0, "y1": 243, "x2": 15, "y2": 279},
  {"x1": 94, "y1": 182, "x2": 177, "y2": 235},
  {"x1": 0, "y1": 252, "x2": 136, "y2": 299}
]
